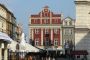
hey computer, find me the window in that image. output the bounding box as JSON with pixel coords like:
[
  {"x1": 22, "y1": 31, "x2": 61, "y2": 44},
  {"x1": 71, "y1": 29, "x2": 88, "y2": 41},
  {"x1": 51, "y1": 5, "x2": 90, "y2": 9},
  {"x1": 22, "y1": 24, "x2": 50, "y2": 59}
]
[
  {"x1": 69, "y1": 21, "x2": 72, "y2": 25},
  {"x1": 34, "y1": 19, "x2": 38, "y2": 24},
  {"x1": 44, "y1": 19, "x2": 48, "y2": 24},
  {"x1": 45, "y1": 29, "x2": 49, "y2": 34},
  {"x1": 64, "y1": 29, "x2": 73, "y2": 35},
  {"x1": 54, "y1": 19, "x2": 58, "y2": 23},
  {"x1": 54, "y1": 39, "x2": 58, "y2": 46},
  {"x1": 0, "y1": 21, "x2": 2, "y2": 28},
  {"x1": 35, "y1": 29, "x2": 39, "y2": 34},
  {"x1": 35, "y1": 38, "x2": 39, "y2": 46},
  {"x1": 45, "y1": 38, "x2": 49, "y2": 46},
  {"x1": 54, "y1": 29, "x2": 59, "y2": 34},
  {"x1": 69, "y1": 29, "x2": 72, "y2": 35}
]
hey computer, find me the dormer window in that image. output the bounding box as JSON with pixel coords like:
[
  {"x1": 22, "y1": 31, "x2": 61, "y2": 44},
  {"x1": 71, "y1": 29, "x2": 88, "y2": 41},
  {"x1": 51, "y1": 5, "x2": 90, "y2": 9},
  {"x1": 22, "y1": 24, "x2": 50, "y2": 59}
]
[{"x1": 65, "y1": 21, "x2": 67, "y2": 25}]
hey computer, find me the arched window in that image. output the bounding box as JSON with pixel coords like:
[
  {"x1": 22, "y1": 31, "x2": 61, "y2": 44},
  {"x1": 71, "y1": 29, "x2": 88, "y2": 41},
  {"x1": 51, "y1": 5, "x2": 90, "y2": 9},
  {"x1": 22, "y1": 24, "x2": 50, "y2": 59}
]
[{"x1": 16, "y1": 44, "x2": 19, "y2": 50}]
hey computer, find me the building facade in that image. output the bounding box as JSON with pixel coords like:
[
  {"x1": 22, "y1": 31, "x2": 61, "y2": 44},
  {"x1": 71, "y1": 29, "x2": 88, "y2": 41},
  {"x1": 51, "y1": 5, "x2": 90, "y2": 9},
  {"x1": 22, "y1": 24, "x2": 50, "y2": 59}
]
[
  {"x1": 62, "y1": 17, "x2": 75, "y2": 53},
  {"x1": 75, "y1": 0, "x2": 90, "y2": 59},
  {"x1": 0, "y1": 4, "x2": 17, "y2": 40},
  {"x1": 29, "y1": 6, "x2": 63, "y2": 51}
]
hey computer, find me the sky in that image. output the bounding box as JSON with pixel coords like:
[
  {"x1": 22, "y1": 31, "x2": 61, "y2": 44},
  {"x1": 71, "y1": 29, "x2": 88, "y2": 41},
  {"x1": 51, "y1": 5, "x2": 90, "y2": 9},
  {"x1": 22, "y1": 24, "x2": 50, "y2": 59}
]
[{"x1": 0, "y1": 0, "x2": 75, "y2": 38}]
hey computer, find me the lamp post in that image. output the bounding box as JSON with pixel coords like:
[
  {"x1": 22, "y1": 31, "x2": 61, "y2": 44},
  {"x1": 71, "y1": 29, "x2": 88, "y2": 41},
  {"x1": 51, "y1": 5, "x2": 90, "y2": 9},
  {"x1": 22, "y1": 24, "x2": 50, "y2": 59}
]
[
  {"x1": 55, "y1": 45, "x2": 58, "y2": 56},
  {"x1": 64, "y1": 41, "x2": 69, "y2": 59}
]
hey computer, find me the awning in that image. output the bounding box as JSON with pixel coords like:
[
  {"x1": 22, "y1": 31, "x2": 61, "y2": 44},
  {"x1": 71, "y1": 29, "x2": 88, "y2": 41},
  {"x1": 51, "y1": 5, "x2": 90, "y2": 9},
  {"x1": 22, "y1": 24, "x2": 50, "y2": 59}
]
[
  {"x1": 71, "y1": 50, "x2": 88, "y2": 55},
  {"x1": 0, "y1": 32, "x2": 12, "y2": 43},
  {"x1": 19, "y1": 33, "x2": 40, "y2": 52},
  {"x1": 19, "y1": 43, "x2": 40, "y2": 52},
  {"x1": 8, "y1": 40, "x2": 18, "y2": 52}
]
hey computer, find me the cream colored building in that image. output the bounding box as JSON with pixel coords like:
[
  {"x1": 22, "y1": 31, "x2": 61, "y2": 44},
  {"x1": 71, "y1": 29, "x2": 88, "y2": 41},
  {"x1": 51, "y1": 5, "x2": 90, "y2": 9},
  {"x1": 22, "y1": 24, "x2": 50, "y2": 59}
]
[
  {"x1": 0, "y1": 4, "x2": 17, "y2": 60},
  {"x1": 0, "y1": 4, "x2": 17, "y2": 40},
  {"x1": 62, "y1": 17, "x2": 75, "y2": 49},
  {"x1": 0, "y1": 4, "x2": 7, "y2": 33},
  {"x1": 75, "y1": 0, "x2": 90, "y2": 59}
]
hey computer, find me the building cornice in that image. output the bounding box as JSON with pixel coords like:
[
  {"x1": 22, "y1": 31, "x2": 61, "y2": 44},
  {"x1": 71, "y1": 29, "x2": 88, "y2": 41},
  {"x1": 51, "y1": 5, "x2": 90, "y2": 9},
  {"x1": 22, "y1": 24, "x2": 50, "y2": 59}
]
[
  {"x1": 29, "y1": 25, "x2": 62, "y2": 29},
  {"x1": 62, "y1": 25, "x2": 75, "y2": 28},
  {"x1": 75, "y1": 1, "x2": 90, "y2": 4},
  {"x1": 0, "y1": 4, "x2": 16, "y2": 19},
  {"x1": 0, "y1": 15, "x2": 7, "y2": 20},
  {"x1": 29, "y1": 24, "x2": 62, "y2": 26}
]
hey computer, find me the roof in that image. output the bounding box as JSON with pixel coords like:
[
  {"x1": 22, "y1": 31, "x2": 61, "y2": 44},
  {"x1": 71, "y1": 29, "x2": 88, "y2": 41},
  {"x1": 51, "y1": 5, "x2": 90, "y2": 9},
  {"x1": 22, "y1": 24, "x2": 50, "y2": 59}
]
[
  {"x1": 0, "y1": 4, "x2": 16, "y2": 19},
  {"x1": 64, "y1": 17, "x2": 74, "y2": 21},
  {"x1": 31, "y1": 15, "x2": 40, "y2": 17},
  {"x1": 52, "y1": 14, "x2": 61, "y2": 17},
  {"x1": 0, "y1": 32, "x2": 12, "y2": 43}
]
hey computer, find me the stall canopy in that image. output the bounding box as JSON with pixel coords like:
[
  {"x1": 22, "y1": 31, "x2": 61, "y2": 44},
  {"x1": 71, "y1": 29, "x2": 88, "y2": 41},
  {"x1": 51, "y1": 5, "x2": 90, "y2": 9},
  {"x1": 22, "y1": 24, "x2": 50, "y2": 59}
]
[
  {"x1": 19, "y1": 33, "x2": 40, "y2": 52},
  {"x1": 0, "y1": 32, "x2": 12, "y2": 43}
]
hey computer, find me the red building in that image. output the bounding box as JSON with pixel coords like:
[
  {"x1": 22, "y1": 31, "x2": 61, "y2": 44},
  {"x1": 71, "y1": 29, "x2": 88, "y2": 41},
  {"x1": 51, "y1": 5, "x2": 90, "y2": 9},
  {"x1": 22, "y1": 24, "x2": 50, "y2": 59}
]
[{"x1": 29, "y1": 6, "x2": 63, "y2": 51}]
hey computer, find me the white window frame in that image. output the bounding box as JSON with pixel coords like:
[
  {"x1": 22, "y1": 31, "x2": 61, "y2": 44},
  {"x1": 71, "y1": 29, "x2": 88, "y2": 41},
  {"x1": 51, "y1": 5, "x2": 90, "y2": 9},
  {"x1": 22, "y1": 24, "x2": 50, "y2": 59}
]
[
  {"x1": 54, "y1": 29, "x2": 59, "y2": 34},
  {"x1": 54, "y1": 39, "x2": 58, "y2": 46},
  {"x1": 35, "y1": 38, "x2": 39, "y2": 46},
  {"x1": 45, "y1": 39, "x2": 49, "y2": 46},
  {"x1": 54, "y1": 19, "x2": 58, "y2": 23},
  {"x1": 35, "y1": 29, "x2": 39, "y2": 34},
  {"x1": 45, "y1": 29, "x2": 49, "y2": 34},
  {"x1": 44, "y1": 19, "x2": 48, "y2": 24}
]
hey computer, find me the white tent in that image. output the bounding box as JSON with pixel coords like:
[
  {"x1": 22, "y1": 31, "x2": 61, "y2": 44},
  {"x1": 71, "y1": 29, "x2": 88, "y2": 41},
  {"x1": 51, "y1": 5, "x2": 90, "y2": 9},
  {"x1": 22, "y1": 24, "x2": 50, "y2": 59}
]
[
  {"x1": 7, "y1": 41, "x2": 18, "y2": 52},
  {"x1": 19, "y1": 33, "x2": 39, "y2": 52},
  {"x1": 0, "y1": 32, "x2": 12, "y2": 43}
]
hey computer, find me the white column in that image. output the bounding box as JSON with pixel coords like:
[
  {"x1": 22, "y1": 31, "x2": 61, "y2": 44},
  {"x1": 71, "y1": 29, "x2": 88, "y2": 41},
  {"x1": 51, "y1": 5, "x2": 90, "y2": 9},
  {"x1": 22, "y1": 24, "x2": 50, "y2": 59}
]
[
  {"x1": 0, "y1": 42, "x2": 2, "y2": 60},
  {"x1": 29, "y1": 17, "x2": 31, "y2": 24},
  {"x1": 50, "y1": 12, "x2": 52, "y2": 24},
  {"x1": 51, "y1": 29, "x2": 53, "y2": 41},
  {"x1": 29, "y1": 28, "x2": 31, "y2": 39},
  {"x1": 48, "y1": 56, "x2": 51, "y2": 60},
  {"x1": 60, "y1": 28, "x2": 62, "y2": 46},
  {"x1": 41, "y1": 28, "x2": 43, "y2": 46},
  {"x1": 32, "y1": 28, "x2": 34, "y2": 40},
  {"x1": 53, "y1": 57, "x2": 55, "y2": 60},
  {"x1": 40, "y1": 12, "x2": 42, "y2": 24},
  {"x1": 4, "y1": 43, "x2": 8, "y2": 60}
]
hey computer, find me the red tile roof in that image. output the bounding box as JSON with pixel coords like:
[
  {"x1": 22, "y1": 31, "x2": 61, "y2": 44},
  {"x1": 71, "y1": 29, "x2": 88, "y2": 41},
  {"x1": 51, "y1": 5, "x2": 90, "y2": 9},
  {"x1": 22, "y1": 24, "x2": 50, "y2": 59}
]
[
  {"x1": 31, "y1": 15, "x2": 40, "y2": 17},
  {"x1": 52, "y1": 14, "x2": 61, "y2": 17}
]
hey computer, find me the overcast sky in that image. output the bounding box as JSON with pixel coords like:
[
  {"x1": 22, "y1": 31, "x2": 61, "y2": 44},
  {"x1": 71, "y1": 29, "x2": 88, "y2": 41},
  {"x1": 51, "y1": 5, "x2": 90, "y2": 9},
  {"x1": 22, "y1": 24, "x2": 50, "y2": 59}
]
[{"x1": 0, "y1": 0, "x2": 75, "y2": 37}]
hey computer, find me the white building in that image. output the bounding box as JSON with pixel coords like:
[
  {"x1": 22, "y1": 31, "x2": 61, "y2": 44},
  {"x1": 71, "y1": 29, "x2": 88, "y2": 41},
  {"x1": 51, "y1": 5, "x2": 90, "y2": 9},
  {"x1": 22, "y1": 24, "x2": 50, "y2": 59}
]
[{"x1": 75, "y1": 0, "x2": 90, "y2": 59}]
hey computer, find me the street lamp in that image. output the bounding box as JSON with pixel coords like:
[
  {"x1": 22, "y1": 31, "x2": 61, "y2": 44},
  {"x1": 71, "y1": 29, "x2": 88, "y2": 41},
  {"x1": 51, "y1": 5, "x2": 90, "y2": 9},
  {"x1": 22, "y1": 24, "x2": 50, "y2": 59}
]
[{"x1": 55, "y1": 45, "x2": 58, "y2": 56}]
